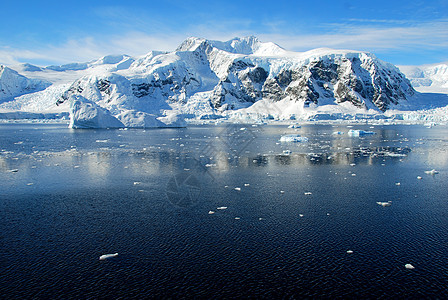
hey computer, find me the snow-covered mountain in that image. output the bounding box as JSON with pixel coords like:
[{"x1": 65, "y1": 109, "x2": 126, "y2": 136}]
[
  {"x1": 0, "y1": 65, "x2": 50, "y2": 103},
  {"x1": 399, "y1": 63, "x2": 448, "y2": 94},
  {"x1": 2, "y1": 36, "x2": 446, "y2": 128}
]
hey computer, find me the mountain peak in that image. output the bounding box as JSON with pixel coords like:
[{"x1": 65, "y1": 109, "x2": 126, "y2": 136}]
[{"x1": 175, "y1": 36, "x2": 286, "y2": 56}]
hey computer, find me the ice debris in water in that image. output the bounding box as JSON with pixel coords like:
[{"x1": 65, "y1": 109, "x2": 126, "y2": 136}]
[
  {"x1": 377, "y1": 201, "x2": 392, "y2": 207},
  {"x1": 99, "y1": 253, "x2": 118, "y2": 260},
  {"x1": 405, "y1": 264, "x2": 415, "y2": 270},
  {"x1": 347, "y1": 129, "x2": 376, "y2": 137},
  {"x1": 279, "y1": 134, "x2": 308, "y2": 143},
  {"x1": 424, "y1": 169, "x2": 439, "y2": 175}
]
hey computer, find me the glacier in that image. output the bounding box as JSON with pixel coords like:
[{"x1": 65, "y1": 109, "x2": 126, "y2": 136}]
[{"x1": 1, "y1": 36, "x2": 448, "y2": 128}]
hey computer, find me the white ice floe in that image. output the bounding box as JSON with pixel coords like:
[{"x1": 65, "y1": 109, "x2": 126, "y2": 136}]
[
  {"x1": 279, "y1": 134, "x2": 308, "y2": 142},
  {"x1": 424, "y1": 169, "x2": 439, "y2": 175},
  {"x1": 376, "y1": 201, "x2": 392, "y2": 207},
  {"x1": 405, "y1": 263, "x2": 415, "y2": 269},
  {"x1": 347, "y1": 129, "x2": 376, "y2": 137},
  {"x1": 99, "y1": 253, "x2": 118, "y2": 260}
]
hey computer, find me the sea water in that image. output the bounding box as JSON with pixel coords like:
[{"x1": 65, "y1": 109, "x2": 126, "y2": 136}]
[{"x1": 1, "y1": 122, "x2": 447, "y2": 298}]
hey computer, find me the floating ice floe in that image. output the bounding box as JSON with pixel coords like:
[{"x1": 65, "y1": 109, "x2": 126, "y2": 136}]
[
  {"x1": 405, "y1": 263, "x2": 415, "y2": 269},
  {"x1": 424, "y1": 169, "x2": 439, "y2": 175},
  {"x1": 279, "y1": 134, "x2": 309, "y2": 143},
  {"x1": 347, "y1": 129, "x2": 376, "y2": 137},
  {"x1": 99, "y1": 253, "x2": 118, "y2": 260},
  {"x1": 376, "y1": 201, "x2": 392, "y2": 207}
]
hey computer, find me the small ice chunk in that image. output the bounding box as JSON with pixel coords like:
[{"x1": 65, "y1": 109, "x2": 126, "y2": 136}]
[
  {"x1": 347, "y1": 130, "x2": 375, "y2": 137},
  {"x1": 347, "y1": 250, "x2": 354, "y2": 254},
  {"x1": 280, "y1": 134, "x2": 308, "y2": 143},
  {"x1": 424, "y1": 169, "x2": 439, "y2": 175},
  {"x1": 99, "y1": 253, "x2": 118, "y2": 260},
  {"x1": 405, "y1": 263, "x2": 415, "y2": 269},
  {"x1": 234, "y1": 187, "x2": 241, "y2": 191},
  {"x1": 217, "y1": 206, "x2": 227, "y2": 210},
  {"x1": 376, "y1": 201, "x2": 392, "y2": 207}
]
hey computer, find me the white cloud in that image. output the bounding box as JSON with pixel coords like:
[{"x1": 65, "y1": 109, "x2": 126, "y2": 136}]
[{"x1": 1, "y1": 19, "x2": 447, "y2": 67}]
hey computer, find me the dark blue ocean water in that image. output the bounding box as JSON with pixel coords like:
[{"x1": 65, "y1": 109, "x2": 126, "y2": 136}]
[{"x1": 1, "y1": 122, "x2": 448, "y2": 298}]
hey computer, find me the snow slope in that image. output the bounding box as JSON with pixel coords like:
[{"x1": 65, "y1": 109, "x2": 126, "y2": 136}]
[
  {"x1": 399, "y1": 63, "x2": 448, "y2": 94},
  {"x1": 0, "y1": 65, "x2": 50, "y2": 103}
]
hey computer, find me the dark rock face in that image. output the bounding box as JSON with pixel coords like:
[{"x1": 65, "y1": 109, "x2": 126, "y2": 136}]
[{"x1": 210, "y1": 55, "x2": 414, "y2": 111}]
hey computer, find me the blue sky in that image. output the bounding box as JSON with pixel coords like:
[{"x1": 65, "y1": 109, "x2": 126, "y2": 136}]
[{"x1": 1, "y1": 0, "x2": 447, "y2": 66}]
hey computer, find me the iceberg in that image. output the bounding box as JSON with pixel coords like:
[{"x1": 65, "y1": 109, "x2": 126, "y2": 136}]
[
  {"x1": 69, "y1": 95, "x2": 124, "y2": 129},
  {"x1": 279, "y1": 134, "x2": 309, "y2": 142}
]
